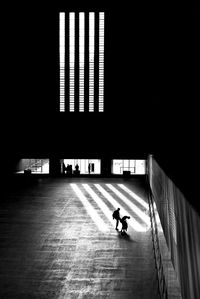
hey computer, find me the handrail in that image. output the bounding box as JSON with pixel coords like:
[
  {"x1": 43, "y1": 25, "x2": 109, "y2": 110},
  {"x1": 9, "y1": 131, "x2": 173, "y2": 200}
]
[{"x1": 147, "y1": 179, "x2": 168, "y2": 299}]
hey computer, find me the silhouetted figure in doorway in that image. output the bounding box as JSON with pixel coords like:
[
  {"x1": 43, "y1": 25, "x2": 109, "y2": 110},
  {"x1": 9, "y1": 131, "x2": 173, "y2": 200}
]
[
  {"x1": 62, "y1": 162, "x2": 66, "y2": 174},
  {"x1": 88, "y1": 163, "x2": 91, "y2": 174},
  {"x1": 112, "y1": 208, "x2": 121, "y2": 230},
  {"x1": 120, "y1": 216, "x2": 130, "y2": 235},
  {"x1": 66, "y1": 164, "x2": 70, "y2": 175},
  {"x1": 74, "y1": 164, "x2": 80, "y2": 176},
  {"x1": 69, "y1": 165, "x2": 72, "y2": 175}
]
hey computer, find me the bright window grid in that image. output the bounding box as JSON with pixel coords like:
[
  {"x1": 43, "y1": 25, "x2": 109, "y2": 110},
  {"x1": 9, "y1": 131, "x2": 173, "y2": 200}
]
[
  {"x1": 112, "y1": 160, "x2": 146, "y2": 174},
  {"x1": 60, "y1": 12, "x2": 105, "y2": 112}
]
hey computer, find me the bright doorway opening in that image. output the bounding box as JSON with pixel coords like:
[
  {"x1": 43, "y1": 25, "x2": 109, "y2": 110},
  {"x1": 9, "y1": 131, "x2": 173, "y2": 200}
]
[
  {"x1": 112, "y1": 160, "x2": 146, "y2": 175},
  {"x1": 15, "y1": 159, "x2": 49, "y2": 174},
  {"x1": 61, "y1": 159, "x2": 101, "y2": 175}
]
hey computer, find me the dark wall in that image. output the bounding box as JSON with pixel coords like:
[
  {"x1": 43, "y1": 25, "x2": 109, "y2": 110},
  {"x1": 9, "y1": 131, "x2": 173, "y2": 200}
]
[{"x1": 2, "y1": 3, "x2": 199, "y2": 210}]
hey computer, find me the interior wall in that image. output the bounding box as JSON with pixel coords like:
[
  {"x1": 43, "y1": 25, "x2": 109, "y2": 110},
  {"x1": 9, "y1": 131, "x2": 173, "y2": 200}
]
[
  {"x1": 2, "y1": 4, "x2": 199, "y2": 211},
  {"x1": 148, "y1": 155, "x2": 200, "y2": 299}
]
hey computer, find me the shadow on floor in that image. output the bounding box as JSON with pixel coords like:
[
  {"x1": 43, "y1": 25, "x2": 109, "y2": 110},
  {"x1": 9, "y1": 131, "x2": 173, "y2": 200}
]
[{"x1": 117, "y1": 231, "x2": 137, "y2": 243}]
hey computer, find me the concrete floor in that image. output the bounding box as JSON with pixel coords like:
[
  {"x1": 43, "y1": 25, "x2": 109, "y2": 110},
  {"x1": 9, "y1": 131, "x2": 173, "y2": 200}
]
[{"x1": 0, "y1": 177, "x2": 160, "y2": 298}]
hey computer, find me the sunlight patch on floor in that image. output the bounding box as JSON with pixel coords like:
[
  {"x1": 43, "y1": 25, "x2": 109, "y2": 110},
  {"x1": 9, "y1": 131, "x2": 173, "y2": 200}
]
[
  {"x1": 82, "y1": 184, "x2": 115, "y2": 228},
  {"x1": 117, "y1": 184, "x2": 149, "y2": 209},
  {"x1": 106, "y1": 184, "x2": 150, "y2": 226},
  {"x1": 71, "y1": 184, "x2": 108, "y2": 232},
  {"x1": 94, "y1": 184, "x2": 147, "y2": 232}
]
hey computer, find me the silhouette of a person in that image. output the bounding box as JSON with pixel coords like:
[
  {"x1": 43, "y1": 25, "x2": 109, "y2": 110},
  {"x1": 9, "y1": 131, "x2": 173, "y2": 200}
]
[
  {"x1": 69, "y1": 165, "x2": 72, "y2": 175},
  {"x1": 112, "y1": 208, "x2": 121, "y2": 230},
  {"x1": 75, "y1": 164, "x2": 79, "y2": 171},
  {"x1": 62, "y1": 162, "x2": 66, "y2": 174},
  {"x1": 120, "y1": 216, "x2": 130, "y2": 235},
  {"x1": 66, "y1": 164, "x2": 70, "y2": 175},
  {"x1": 88, "y1": 163, "x2": 91, "y2": 174}
]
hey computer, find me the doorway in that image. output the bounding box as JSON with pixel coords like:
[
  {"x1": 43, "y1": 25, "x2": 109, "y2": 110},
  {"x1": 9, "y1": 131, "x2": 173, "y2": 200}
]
[
  {"x1": 112, "y1": 160, "x2": 146, "y2": 175},
  {"x1": 62, "y1": 159, "x2": 101, "y2": 174}
]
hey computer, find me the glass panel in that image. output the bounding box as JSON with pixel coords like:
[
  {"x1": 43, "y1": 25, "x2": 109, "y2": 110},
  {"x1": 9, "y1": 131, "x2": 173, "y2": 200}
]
[
  {"x1": 130, "y1": 160, "x2": 136, "y2": 173},
  {"x1": 63, "y1": 159, "x2": 101, "y2": 174},
  {"x1": 88, "y1": 159, "x2": 101, "y2": 174},
  {"x1": 112, "y1": 160, "x2": 123, "y2": 174},
  {"x1": 79, "y1": 12, "x2": 85, "y2": 112},
  {"x1": 59, "y1": 13, "x2": 65, "y2": 112},
  {"x1": 89, "y1": 12, "x2": 95, "y2": 112},
  {"x1": 123, "y1": 160, "x2": 129, "y2": 170},
  {"x1": 112, "y1": 160, "x2": 146, "y2": 175},
  {"x1": 69, "y1": 13, "x2": 75, "y2": 112},
  {"x1": 99, "y1": 12, "x2": 104, "y2": 112},
  {"x1": 135, "y1": 160, "x2": 146, "y2": 174},
  {"x1": 15, "y1": 159, "x2": 49, "y2": 174}
]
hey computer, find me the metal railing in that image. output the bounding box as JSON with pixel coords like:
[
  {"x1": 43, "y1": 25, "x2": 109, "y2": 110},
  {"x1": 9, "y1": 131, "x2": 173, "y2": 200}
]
[{"x1": 147, "y1": 181, "x2": 168, "y2": 299}]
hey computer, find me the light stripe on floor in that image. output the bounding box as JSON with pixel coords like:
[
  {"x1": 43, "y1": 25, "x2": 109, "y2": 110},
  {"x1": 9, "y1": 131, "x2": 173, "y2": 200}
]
[
  {"x1": 94, "y1": 184, "x2": 146, "y2": 232},
  {"x1": 82, "y1": 184, "x2": 116, "y2": 228},
  {"x1": 71, "y1": 184, "x2": 108, "y2": 232},
  {"x1": 106, "y1": 184, "x2": 150, "y2": 226},
  {"x1": 117, "y1": 184, "x2": 149, "y2": 209}
]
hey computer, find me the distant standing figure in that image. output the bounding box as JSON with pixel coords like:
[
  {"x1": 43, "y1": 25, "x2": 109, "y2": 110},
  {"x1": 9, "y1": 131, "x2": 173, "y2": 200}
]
[
  {"x1": 88, "y1": 163, "x2": 91, "y2": 174},
  {"x1": 75, "y1": 164, "x2": 79, "y2": 171},
  {"x1": 121, "y1": 216, "x2": 130, "y2": 235},
  {"x1": 69, "y1": 165, "x2": 72, "y2": 175},
  {"x1": 62, "y1": 162, "x2": 66, "y2": 174},
  {"x1": 66, "y1": 164, "x2": 70, "y2": 175},
  {"x1": 112, "y1": 208, "x2": 121, "y2": 230}
]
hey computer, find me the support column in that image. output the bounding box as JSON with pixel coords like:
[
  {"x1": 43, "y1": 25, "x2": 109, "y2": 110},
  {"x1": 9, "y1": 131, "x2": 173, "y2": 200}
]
[
  {"x1": 101, "y1": 157, "x2": 111, "y2": 176},
  {"x1": 49, "y1": 158, "x2": 61, "y2": 176}
]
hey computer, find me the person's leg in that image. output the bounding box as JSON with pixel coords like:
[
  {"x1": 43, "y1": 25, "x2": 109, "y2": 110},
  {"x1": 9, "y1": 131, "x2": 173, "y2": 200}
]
[
  {"x1": 120, "y1": 221, "x2": 123, "y2": 232},
  {"x1": 116, "y1": 219, "x2": 119, "y2": 230}
]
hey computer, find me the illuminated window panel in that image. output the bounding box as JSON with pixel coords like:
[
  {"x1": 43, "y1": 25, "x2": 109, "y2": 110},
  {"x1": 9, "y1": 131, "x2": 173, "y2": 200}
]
[
  {"x1": 15, "y1": 159, "x2": 50, "y2": 174},
  {"x1": 59, "y1": 12, "x2": 105, "y2": 113},
  {"x1": 62, "y1": 159, "x2": 101, "y2": 174},
  {"x1": 112, "y1": 160, "x2": 146, "y2": 175},
  {"x1": 99, "y1": 12, "x2": 104, "y2": 112},
  {"x1": 69, "y1": 12, "x2": 75, "y2": 112},
  {"x1": 89, "y1": 12, "x2": 95, "y2": 112},
  {"x1": 79, "y1": 12, "x2": 85, "y2": 112},
  {"x1": 59, "y1": 13, "x2": 65, "y2": 112}
]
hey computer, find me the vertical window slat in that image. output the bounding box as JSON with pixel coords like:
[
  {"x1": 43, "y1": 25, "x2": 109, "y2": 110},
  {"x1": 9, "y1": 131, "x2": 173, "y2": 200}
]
[
  {"x1": 59, "y1": 13, "x2": 65, "y2": 112},
  {"x1": 89, "y1": 12, "x2": 95, "y2": 112},
  {"x1": 69, "y1": 12, "x2": 75, "y2": 112},
  {"x1": 99, "y1": 12, "x2": 104, "y2": 112},
  {"x1": 79, "y1": 12, "x2": 85, "y2": 112}
]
